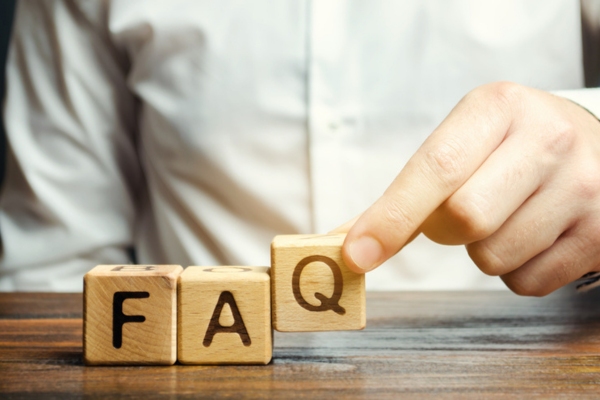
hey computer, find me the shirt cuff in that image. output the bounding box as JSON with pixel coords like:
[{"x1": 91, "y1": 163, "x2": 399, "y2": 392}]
[{"x1": 553, "y1": 88, "x2": 600, "y2": 120}]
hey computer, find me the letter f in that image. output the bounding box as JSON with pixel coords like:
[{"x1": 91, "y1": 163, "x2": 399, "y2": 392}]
[{"x1": 113, "y1": 291, "x2": 150, "y2": 349}]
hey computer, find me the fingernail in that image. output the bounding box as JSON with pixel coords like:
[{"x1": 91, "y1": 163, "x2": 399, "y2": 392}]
[{"x1": 348, "y1": 236, "x2": 384, "y2": 272}]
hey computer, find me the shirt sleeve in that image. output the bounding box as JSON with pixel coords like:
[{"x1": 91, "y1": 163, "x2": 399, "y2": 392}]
[
  {"x1": 0, "y1": 0, "x2": 142, "y2": 291},
  {"x1": 554, "y1": 88, "x2": 600, "y2": 119}
]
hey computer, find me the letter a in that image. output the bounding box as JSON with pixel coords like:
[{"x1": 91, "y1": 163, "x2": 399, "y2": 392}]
[{"x1": 203, "y1": 291, "x2": 251, "y2": 347}]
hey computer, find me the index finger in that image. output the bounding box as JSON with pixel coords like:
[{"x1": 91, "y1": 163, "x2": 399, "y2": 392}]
[{"x1": 343, "y1": 83, "x2": 519, "y2": 273}]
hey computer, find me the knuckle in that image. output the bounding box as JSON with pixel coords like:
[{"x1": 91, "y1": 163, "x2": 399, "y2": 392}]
[
  {"x1": 444, "y1": 193, "x2": 494, "y2": 241},
  {"x1": 467, "y1": 81, "x2": 522, "y2": 114},
  {"x1": 572, "y1": 167, "x2": 600, "y2": 201},
  {"x1": 550, "y1": 262, "x2": 574, "y2": 290},
  {"x1": 467, "y1": 242, "x2": 507, "y2": 276},
  {"x1": 486, "y1": 81, "x2": 523, "y2": 107},
  {"x1": 502, "y1": 275, "x2": 548, "y2": 297},
  {"x1": 423, "y1": 140, "x2": 467, "y2": 189},
  {"x1": 543, "y1": 120, "x2": 577, "y2": 157},
  {"x1": 381, "y1": 196, "x2": 417, "y2": 230},
  {"x1": 561, "y1": 233, "x2": 591, "y2": 263}
]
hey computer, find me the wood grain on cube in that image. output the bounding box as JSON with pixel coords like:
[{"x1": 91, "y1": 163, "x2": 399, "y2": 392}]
[
  {"x1": 178, "y1": 266, "x2": 272, "y2": 365},
  {"x1": 271, "y1": 233, "x2": 366, "y2": 332},
  {"x1": 83, "y1": 264, "x2": 182, "y2": 365}
]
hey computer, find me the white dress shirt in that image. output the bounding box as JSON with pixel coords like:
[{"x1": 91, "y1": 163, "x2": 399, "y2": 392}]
[{"x1": 1, "y1": 0, "x2": 598, "y2": 291}]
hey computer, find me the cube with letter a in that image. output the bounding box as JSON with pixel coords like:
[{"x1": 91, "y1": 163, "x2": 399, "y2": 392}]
[
  {"x1": 178, "y1": 266, "x2": 272, "y2": 365},
  {"x1": 271, "y1": 234, "x2": 366, "y2": 332},
  {"x1": 83, "y1": 264, "x2": 182, "y2": 365}
]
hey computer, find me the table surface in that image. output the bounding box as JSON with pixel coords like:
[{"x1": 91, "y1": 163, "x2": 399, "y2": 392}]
[{"x1": 1, "y1": 290, "x2": 600, "y2": 399}]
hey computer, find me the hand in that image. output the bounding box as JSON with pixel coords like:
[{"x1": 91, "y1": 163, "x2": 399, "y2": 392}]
[{"x1": 338, "y1": 82, "x2": 600, "y2": 296}]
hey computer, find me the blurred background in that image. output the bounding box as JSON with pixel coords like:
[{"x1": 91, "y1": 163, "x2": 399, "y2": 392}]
[
  {"x1": 0, "y1": 0, "x2": 16, "y2": 190},
  {"x1": 0, "y1": 1, "x2": 598, "y2": 195}
]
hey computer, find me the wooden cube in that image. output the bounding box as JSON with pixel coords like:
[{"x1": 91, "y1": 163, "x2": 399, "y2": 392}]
[
  {"x1": 178, "y1": 266, "x2": 272, "y2": 365},
  {"x1": 271, "y1": 233, "x2": 366, "y2": 332},
  {"x1": 83, "y1": 264, "x2": 182, "y2": 365}
]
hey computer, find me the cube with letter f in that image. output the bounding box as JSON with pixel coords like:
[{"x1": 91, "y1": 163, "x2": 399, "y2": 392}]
[
  {"x1": 83, "y1": 264, "x2": 182, "y2": 365},
  {"x1": 271, "y1": 234, "x2": 366, "y2": 331}
]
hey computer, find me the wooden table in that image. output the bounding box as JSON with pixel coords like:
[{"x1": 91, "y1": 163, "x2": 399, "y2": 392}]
[{"x1": 1, "y1": 290, "x2": 600, "y2": 398}]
